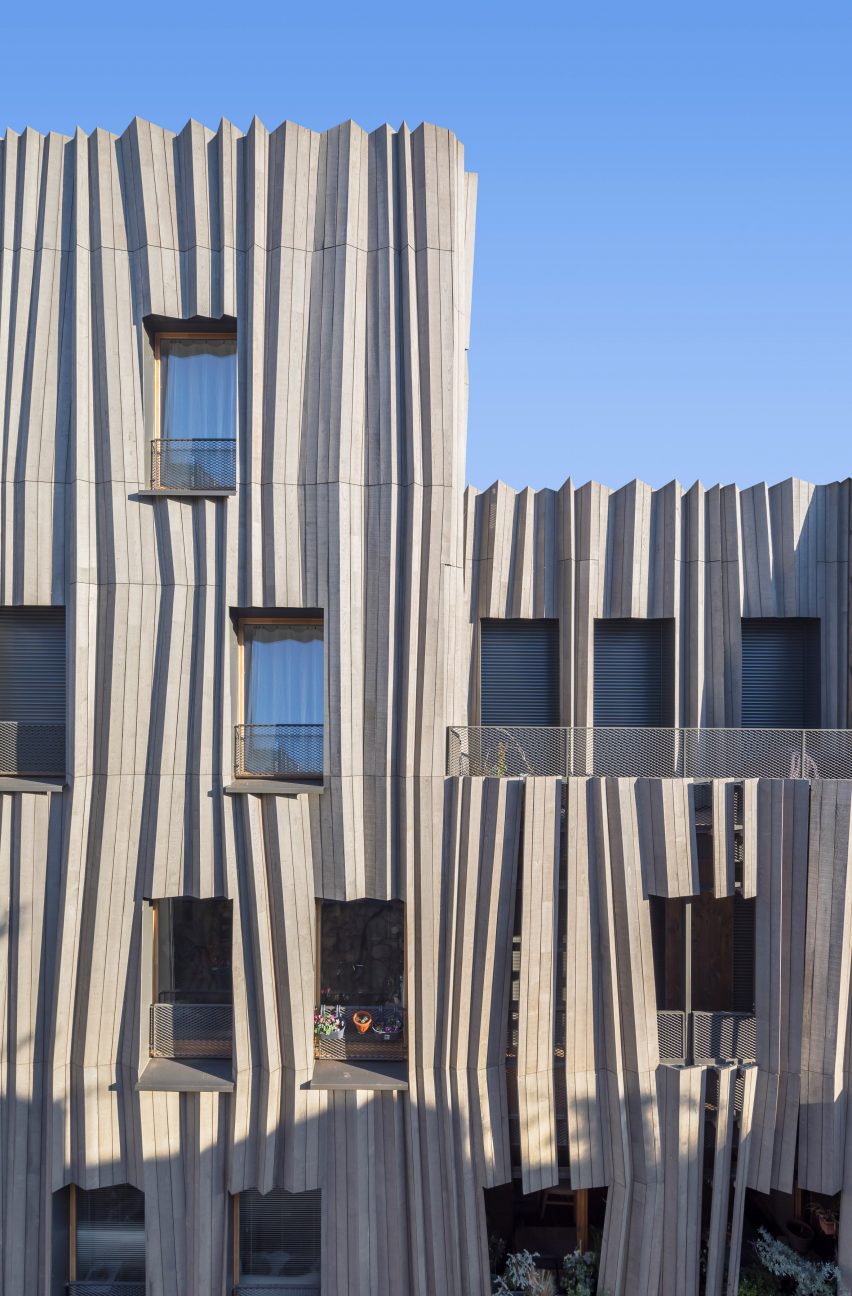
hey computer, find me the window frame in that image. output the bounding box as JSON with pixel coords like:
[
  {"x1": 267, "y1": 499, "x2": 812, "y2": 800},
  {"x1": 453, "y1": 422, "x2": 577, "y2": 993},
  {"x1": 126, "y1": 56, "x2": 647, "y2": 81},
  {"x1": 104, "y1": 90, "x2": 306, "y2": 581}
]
[{"x1": 153, "y1": 329, "x2": 238, "y2": 442}]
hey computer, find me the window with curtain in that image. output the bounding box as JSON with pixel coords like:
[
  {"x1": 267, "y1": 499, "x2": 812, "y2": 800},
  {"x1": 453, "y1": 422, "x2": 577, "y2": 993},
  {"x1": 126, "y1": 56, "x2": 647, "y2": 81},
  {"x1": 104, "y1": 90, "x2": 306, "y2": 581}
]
[
  {"x1": 75, "y1": 1185, "x2": 145, "y2": 1283},
  {"x1": 238, "y1": 618, "x2": 324, "y2": 777},
  {"x1": 158, "y1": 336, "x2": 237, "y2": 440},
  {"x1": 238, "y1": 1189, "x2": 321, "y2": 1289}
]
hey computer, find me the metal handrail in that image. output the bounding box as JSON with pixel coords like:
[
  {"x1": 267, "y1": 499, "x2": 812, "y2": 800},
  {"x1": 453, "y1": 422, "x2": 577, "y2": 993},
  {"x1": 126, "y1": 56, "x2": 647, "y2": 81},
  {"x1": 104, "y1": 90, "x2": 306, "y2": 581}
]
[
  {"x1": 150, "y1": 437, "x2": 236, "y2": 491},
  {"x1": 447, "y1": 725, "x2": 851, "y2": 780}
]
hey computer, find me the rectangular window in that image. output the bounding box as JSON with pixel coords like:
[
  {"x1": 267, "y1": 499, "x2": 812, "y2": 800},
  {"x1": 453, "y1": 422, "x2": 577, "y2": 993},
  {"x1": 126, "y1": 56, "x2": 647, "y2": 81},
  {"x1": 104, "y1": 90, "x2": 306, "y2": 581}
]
[
  {"x1": 315, "y1": 900, "x2": 405, "y2": 1060},
  {"x1": 593, "y1": 618, "x2": 675, "y2": 727},
  {"x1": 153, "y1": 331, "x2": 237, "y2": 490},
  {"x1": 236, "y1": 616, "x2": 324, "y2": 779},
  {"x1": 149, "y1": 898, "x2": 233, "y2": 1061},
  {"x1": 480, "y1": 619, "x2": 560, "y2": 726},
  {"x1": 0, "y1": 607, "x2": 65, "y2": 776},
  {"x1": 236, "y1": 1189, "x2": 321, "y2": 1291},
  {"x1": 741, "y1": 618, "x2": 820, "y2": 728},
  {"x1": 71, "y1": 1184, "x2": 145, "y2": 1288}
]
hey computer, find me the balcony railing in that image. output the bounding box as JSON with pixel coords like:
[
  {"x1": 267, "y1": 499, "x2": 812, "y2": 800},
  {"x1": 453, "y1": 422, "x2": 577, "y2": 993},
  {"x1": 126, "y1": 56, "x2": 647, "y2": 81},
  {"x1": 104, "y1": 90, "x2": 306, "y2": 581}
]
[
  {"x1": 149, "y1": 1002, "x2": 233, "y2": 1059},
  {"x1": 151, "y1": 437, "x2": 236, "y2": 491},
  {"x1": 447, "y1": 726, "x2": 852, "y2": 780},
  {"x1": 0, "y1": 720, "x2": 65, "y2": 776},
  {"x1": 234, "y1": 724, "x2": 323, "y2": 779},
  {"x1": 234, "y1": 1286, "x2": 320, "y2": 1295},
  {"x1": 657, "y1": 1011, "x2": 756, "y2": 1065},
  {"x1": 314, "y1": 1004, "x2": 407, "y2": 1061},
  {"x1": 68, "y1": 1285, "x2": 146, "y2": 1296}
]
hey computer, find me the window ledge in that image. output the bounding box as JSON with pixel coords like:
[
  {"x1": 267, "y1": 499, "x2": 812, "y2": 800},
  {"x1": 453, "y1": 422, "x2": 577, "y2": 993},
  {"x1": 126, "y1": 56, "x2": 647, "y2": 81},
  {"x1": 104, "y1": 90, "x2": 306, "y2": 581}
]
[
  {"x1": 224, "y1": 779, "x2": 325, "y2": 796},
  {"x1": 309, "y1": 1059, "x2": 408, "y2": 1091},
  {"x1": 136, "y1": 1057, "x2": 234, "y2": 1092},
  {"x1": 134, "y1": 488, "x2": 236, "y2": 498},
  {"x1": 0, "y1": 776, "x2": 65, "y2": 793}
]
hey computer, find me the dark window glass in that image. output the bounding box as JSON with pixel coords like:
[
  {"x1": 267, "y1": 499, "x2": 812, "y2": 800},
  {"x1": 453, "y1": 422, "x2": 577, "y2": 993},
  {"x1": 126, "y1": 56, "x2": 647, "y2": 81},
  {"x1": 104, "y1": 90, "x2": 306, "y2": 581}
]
[
  {"x1": 480, "y1": 620, "x2": 559, "y2": 725},
  {"x1": 239, "y1": 1188, "x2": 321, "y2": 1288},
  {"x1": 156, "y1": 898, "x2": 232, "y2": 1003},
  {"x1": 594, "y1": 619, "x2": 674, "y2": 727},
  {"x1": 741, "y1": 618, "x2": 820, "y2": 728},
  {"x1": 319, "y1": 900, "x2": 404, "y2": 1007},
  {"x1": 76, "y1": 1185, "x2": 145, "y2": 1282}
]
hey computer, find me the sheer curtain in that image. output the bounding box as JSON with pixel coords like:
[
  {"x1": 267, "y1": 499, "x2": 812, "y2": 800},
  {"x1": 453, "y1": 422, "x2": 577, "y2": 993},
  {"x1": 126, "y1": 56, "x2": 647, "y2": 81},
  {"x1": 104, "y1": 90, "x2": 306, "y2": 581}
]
[
  {"x1": 160, "y1": 338, "x2": 236, "y2": 439},
  {"x1": 244, "y1": 624, "x2": 324, "y2": 725}
]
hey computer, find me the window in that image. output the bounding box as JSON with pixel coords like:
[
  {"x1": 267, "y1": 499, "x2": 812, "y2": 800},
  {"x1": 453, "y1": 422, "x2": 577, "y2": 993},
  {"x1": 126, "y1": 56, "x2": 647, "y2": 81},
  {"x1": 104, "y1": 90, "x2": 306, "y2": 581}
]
[
  {"x1": 593, "y1": 618, "x2": 674, "y2": 727},
  {"x1": 235, "y1": 615, "x2": 324, "y2": 779},
  {"x1": 0, "y1": 607, "x2": 65, "y2": 776},
  {"x1": 741, "y1": 618, "x2": 820, "y2": 728},
  {"x1": 315, "y1": 900, "x2": 405, "y2": 1060},
  {"x1": 480, "y1": 619, "x2": 559, "y2": 726},
  {"x1": 70, "y1": 1184, "x2": 145, "y2": 1291},
  {"x1": 235, "y1": 1189, "x2": 321, "y2": 1291},
  {"x1": 149, "y1": 898, "x2": 233, "y2": 1061},
  {"x1": 152, "y1": 330, "x2": 237, "y2": 490}
]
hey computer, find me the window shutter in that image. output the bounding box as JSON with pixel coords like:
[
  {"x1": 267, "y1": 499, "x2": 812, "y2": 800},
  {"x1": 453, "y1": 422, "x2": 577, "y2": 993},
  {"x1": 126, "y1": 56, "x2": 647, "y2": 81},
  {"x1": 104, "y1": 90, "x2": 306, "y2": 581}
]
[
  {"x1": 741, "y1": 619, "x2": 819, "y2": 728},
  {"x1": 239, "y1": 1188, "x2": 322, "y2": 1284},
  {"x1": 480, "y1": 620, "x2": 559, "y2": 725},
  {"x1": 76, "y1": 1186, "x2": 145, "y2": 1282},
  {"x1": 0, "y1": 608, "x2": 65, "y2": 722},
  {"x1": 594, "y1": 620, "x2": 669, "y2": 726}
]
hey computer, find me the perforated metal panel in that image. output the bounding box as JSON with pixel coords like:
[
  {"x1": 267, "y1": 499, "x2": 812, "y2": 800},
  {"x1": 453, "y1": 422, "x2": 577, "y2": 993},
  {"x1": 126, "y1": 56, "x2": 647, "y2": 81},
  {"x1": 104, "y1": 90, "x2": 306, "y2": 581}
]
[
  {"x1": 235, "y1": 724, "x2": 323, "y2": 778},
  {"x1": 149, "y1": 1003, "x2": 233, "y2": 1058},
  {"x1": 657, "y1": 1010, "x2": 686, "y2": 1061},
  {"x1": 446, "y1": 726, "x2": 852, "y2": 779},
  {"x1": 68, "y1": 1285, "x2": 146, "y2": 1295},
  {"x1": 151, "y1": 437, "x2": 236, "y2": 490},
  {"x1": 480, "y1": 620, "x2": 559, "y2": 726},
  {"x1": 692, "y1": 1012, "x2": 756, "y2": 1063}
]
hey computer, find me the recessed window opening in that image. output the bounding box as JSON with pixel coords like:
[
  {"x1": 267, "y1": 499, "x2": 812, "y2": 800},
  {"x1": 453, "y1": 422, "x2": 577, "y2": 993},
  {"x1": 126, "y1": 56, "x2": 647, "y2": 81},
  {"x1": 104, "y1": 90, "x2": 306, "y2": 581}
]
[
  {"x1": 235, "y1": 1189, "x2": 321, "y2": 1292},
  {"x1": 315, "y1": 900, "x2": 405, "y2": 1061},
  {"x1": 0, "y1": 607, "x2": 66, "y2": 777},
  {"x1": 149, "y1": 898, "x2": 233, "y2": 1062},
  {"x1": 152, "y1": 330, "x2": 237, "y2": 490},
  {"x1": 236, "y1": 615, "x2": 324, "y2": 780},
  {"x1": 70, "y1": 1184, "x2": 145, "y2": 1292}
]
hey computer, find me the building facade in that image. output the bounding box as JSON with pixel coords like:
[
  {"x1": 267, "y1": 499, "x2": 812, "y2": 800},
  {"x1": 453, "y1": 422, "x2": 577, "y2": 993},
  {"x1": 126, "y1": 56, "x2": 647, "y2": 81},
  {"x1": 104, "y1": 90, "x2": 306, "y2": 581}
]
[{"x1": 0, "y1": 114, "x2": 850, "y2": 1295}]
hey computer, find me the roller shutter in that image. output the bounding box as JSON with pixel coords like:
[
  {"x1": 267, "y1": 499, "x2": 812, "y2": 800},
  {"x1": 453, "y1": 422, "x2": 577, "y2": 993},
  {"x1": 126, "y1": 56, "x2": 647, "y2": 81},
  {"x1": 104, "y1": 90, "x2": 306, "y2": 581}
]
[
  {"x1": 0, "y1": 608, "x2": 65, "y2": 774},
  {"x1": 741, "y1": 618, "x2": 819, "y2": 728},
  {"x1": 480, "y1": 620, "x2": 559, "y2": 725},
  {"x1": 594, "y1": 619, "x2": 671, "y2": 726},
  {"x1": 239, "y1": 1188, "x2": 321, "y2": 1284}
]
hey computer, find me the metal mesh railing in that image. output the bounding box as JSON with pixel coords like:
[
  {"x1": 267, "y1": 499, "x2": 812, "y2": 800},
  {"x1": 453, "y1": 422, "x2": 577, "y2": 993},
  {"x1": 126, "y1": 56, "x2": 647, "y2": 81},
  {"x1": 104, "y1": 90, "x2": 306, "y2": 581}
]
[
  {"x1": 314, "y1": 1004, "x2": 407, "y2": 1061},
  {"x1": 0, "y1": 720, "x2": 65, "y2": 775},
  {"x1": 692, "y1": 1011, "x2": 756, "y2": 1064},
  {"x1": 235, "y1": 724, "x2": 323, "y2": 779},
  {"x1": 149, "y1": 1002, "x2": 233, "y2": 1059},
  {"x1": 151, "y1": 438, "x2": 236, "y2": 491},
  {"x1": 68, "y1": 1285, "x2": 146, "y2": 1296},
  {"x1": 234, "y1": 1287, "x2": 320, "y2": 1295},
  {"x1": 447, "y1": 726, "x2": 852, "y2": 779},
  {"x1": 657, "y1": 1011, "x2": 687, "y2": 1062}
]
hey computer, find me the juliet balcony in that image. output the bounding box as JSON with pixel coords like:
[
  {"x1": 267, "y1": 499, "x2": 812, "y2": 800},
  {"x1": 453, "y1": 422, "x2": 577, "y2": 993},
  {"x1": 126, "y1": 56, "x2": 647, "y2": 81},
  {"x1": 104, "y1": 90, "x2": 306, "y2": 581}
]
[
  {"x1": 150, "y1": 436, "x2": 237, "y2": 492},
  {"x1": 234, "y1": 723, "x2": 324, "y2": 780},
  {"x1": 447, "y1": 726, "x2": 852, "y2": 780}
]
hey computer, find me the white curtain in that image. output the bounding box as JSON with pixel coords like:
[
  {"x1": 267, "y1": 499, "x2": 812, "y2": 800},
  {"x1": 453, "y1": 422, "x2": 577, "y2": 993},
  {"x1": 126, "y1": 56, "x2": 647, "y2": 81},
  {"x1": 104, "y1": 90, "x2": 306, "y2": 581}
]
[
  {"x1": 244, "y1": 624, "x2": 324, "y2": 725},
  {"x1": 160, "y1": 338, "x2": 236, "y2": 440}
]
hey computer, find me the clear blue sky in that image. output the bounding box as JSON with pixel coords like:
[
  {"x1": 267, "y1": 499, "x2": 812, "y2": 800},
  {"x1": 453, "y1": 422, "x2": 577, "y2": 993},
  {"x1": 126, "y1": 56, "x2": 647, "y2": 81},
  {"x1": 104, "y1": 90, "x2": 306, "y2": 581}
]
[{"x1": 2, "y1": 2, "x2": 850, "y2": 491}]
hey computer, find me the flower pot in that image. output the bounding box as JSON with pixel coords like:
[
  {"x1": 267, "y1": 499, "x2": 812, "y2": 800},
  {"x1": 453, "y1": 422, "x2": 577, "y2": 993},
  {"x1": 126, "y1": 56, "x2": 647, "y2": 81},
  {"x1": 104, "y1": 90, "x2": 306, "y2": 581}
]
[
  {"x1": 817, "y1": 1215, "x2": 837, "y2": 1237},
  {"x1": 784, "y1": 1218, "x2": 813, "y2": 1254},
  {"x1": 353, "y1": 1011, "x2": 372, "y2": 1034},
  {"x1": 327, "y1": 1026, "x2": 345, "y2": 1041}
]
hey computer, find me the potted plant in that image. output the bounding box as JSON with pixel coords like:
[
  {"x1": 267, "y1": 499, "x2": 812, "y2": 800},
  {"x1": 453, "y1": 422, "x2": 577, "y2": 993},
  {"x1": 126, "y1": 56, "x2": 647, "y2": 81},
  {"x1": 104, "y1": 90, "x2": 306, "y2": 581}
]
[
  {"x1": 372, "y1": 1012, "x2": 404, "y2": 1042},
  {"x1": 313, "y1": 1007, "x2": 344, "y2": 1041},
  {"x1": 561, "y1": 1248, "x2": 599, "y2": 1296},
  {"x1": 352, "y1": 1010, "x2": 373, "y2": 1034},
  {"x1": 783, "y1": 1216, "x2": 814, "y2": 1255},
  {"x1": 493, "y1": 1249, "x2": 540, "y2": 1294},
  {"x1": 809, "y1": 1202, "x2": 839, "y2": 1238}
]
